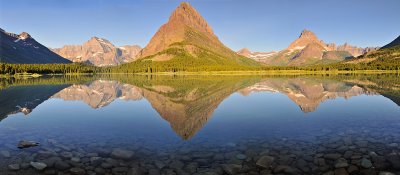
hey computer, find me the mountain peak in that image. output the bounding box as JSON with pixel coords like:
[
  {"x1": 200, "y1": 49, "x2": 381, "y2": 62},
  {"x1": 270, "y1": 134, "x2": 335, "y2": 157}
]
[
  {"x1": 287, "y1": 29, "x2": 324, "y2": 50},
  {"x1": 169, "y1": 2, "x2": 213, "y2": 35},
  {"x1": 299, "y1": 29, "x2": 317, "y2": 40},
  {"x1": 18, "y1": 32, "x2": 31, "y2": 40}
]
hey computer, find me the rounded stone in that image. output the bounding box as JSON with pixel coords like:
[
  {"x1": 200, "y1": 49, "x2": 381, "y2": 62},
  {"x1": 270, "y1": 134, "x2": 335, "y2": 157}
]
[
  {"x1": 8, "y1": 164, "x2": 20, "y2": 170},
  {"x1": 30, "y1": 162, "x2": 47, "y2": 170},
  {"x1": 235, "y1": 154, "x2": 247, "y2": 160},
  {"x1": 256, "y1": 156, "x2": 275, "y2": 168},
  {"x1": 70, "y1": 167, "x2": 86, "y2": 175},
  {"x1": 361, "y1": 158, "x2": 373, "y2": 168}
]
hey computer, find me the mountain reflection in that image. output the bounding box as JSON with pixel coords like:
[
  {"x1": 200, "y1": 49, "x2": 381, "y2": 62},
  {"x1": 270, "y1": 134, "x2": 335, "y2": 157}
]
[
  {"x1": 53, "y1": 80, "x2": 143, "y2": 108},
  {"x1": 239, "y1": 78, "x2": 376, "y2": 112},
  {"x1": 0, "y1": 75, "x2": 398, "y2": 140}
]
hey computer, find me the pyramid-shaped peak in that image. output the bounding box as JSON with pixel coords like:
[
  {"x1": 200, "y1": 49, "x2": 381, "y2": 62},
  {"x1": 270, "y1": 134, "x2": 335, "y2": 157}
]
[
  {"x1": 299, "y1": 29, "x2": 317, "y2": 39},
  {"x1": 169, "y1": 2, "x2": 214, "y2": 35}
]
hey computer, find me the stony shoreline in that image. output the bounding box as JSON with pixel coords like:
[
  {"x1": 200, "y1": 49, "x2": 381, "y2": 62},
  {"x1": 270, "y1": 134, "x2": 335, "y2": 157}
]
[{"x1": 1, "y1": 129, "x2": 400, "y2": 175}]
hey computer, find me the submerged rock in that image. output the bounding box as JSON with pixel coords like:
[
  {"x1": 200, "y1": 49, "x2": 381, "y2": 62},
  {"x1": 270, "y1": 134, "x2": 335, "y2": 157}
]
[
  {"x1": 70, "y1": 167, "x2": 86, "y2": 175},
  {"x1": 360, "y1": 158, "x2": 373, "y2": 168},
  {"x1": 30, "y1": 161, "x2": 47, "y2": 170},
  {"x1": 111, "y1": 148, "x2": 134, "y2": 160},
  {"x1": 0, "y1": 150, "x2": 10, "y2": 158},
  {"x1": 256, "y1": 156, "x2": 275, "y2": 168},
  {"x1": 18, "y1": 140, "x2": 39, "y2": 149},
  {"x1": 8, "y1": 164, "x2": 20, "y2": 170}
]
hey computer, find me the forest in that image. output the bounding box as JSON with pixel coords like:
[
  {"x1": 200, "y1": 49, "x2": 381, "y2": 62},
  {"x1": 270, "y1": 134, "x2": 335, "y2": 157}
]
[{"x1": 1, "y1": 46, "x2": 399, "y2": 75}]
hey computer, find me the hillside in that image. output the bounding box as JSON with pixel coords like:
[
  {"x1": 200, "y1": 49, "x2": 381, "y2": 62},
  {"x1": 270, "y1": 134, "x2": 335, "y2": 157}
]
[
  {"x1": 382, "y1": 35, "x2": 400, "y2": 49},
  {"x1": 0, "y1": 28, "x2": 71, "y2": 64}
]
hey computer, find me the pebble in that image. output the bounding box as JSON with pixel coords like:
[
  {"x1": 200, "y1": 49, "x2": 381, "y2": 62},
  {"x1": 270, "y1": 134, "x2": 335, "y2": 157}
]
[
  {"x1": 55, "y1": 161, "x2": 70, "y2": 170},
  {"x1": 111, "y1": 148, "x2": 134, "y2": 160},
  {"x1": 324, "y1": 153, "x2": 341, "y2": 160},
  {"x1": 256, "y1": 155, "x2": 274, "y2": 168},
  {"x1": 0, "y1": 150, "x2": 10, "y2": 158},
  {"x1": 361, "y1": 158, "x2": 373, "y2": 168},
  {"x1": 70, "y1": 167, "x2": 85, "y2": 175},
  {"x1": 18, "y1": 140, "x2": 39, "y2": 149},
  {"x1": 235, "y1": 153, "x2": 247, "y2": 160},
  {"x1": 221, "y1": 164, "x2": 241, "y2": 175},
  {"x1": 8, "y1": 164, "x2": 20, "y2": 170},
  {"x1": 335, "y1": 158, "x2": 349, "y2": 168},
  {"x1": 30, "y1": 162, "x2": 47, "y2": 170}
]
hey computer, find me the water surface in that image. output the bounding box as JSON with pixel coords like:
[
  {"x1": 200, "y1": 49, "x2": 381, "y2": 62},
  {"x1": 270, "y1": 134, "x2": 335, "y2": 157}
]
[{"x1": 0, "y1": 74, "x2": 399, "y2": 175}]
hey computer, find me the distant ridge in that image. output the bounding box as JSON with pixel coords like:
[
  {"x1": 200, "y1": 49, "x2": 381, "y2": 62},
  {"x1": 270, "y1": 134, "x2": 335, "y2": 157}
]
[
  {"x1": 52, "y1": 37, "x2": 141, "y2": 67},
  {"x1": 238, "y1": 29, "x2": 377, "y2": 66}
]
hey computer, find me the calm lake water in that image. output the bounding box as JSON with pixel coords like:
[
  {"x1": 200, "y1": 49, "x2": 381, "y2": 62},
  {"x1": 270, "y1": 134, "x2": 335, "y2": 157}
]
[{"x1": 0, "y1": 74, "x2": 399, "y2": 175}]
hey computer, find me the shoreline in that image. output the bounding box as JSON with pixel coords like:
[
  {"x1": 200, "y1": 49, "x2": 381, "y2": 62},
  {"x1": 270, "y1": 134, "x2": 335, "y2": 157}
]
[{"x1": 0, "y1": 70, "x2": 399, "y2": 78}]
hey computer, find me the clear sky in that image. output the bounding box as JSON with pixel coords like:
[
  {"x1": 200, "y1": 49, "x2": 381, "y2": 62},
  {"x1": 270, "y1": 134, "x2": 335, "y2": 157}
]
[{"x1": 1, "y1": 0, "x2": 399, "y2": 51}]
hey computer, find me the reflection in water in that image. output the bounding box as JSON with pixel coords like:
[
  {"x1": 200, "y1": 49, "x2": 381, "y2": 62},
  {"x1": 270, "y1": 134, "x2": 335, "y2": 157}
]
[
  {"x1": 0, "y1": 75, "x2": 399, "y2": 175},
  {"x1": 0, "y1": 84, "x2": 70, "y2": 120},
  {"x1": 1, "y1": 75, "x2": 398, "y2": 139},
  {"x1": 239, "y1": 78, "x2": 376, "y2": 112}
]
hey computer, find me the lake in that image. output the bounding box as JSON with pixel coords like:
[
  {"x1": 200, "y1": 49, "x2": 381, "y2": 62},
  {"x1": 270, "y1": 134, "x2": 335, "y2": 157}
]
[{"x1": 0, "y1": 74, "x2": 399, "y2": 175}]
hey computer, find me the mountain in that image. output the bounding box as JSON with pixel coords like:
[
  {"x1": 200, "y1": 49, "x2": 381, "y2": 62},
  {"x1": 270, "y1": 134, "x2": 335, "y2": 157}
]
[
  {"x1": 382, "y1": 35, "x2": 400, "y2": 49},
  {"x1": 52, "y1": 37, "x2": 141, "y2": 67},
  {"x1": 267, "y1": 30, "x2": 356, "y2": 66},
  {"x1": 241, "y1": 30, "x2": 375, "y2": 66},
  {"x1": 236, "y1": 48, "x2": 277, "y2": 62},
  {"x1": 337, "y1": 43, "x2": 379, "y2": 57},
  {"x1": 133, "y1": 2, "x2": 259, "y2": 69},
  {"x1": 0, "y1": 28, "x2": 71, "y2": 64},
  {"x1": 344, "y1": 35, "x2": 400, "y2": 65},
  {"x1": 286, "y1": 30, "x2": 328, "y2": 51}
]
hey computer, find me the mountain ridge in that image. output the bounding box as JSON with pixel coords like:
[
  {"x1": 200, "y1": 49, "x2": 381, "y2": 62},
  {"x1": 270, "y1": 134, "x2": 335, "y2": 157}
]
[
  {"x1": 0, "y1": 28, "x2": 71, "y2": 64},
  {"x1": 52, "y1": 37, "x2": 141, "y2": 67}
]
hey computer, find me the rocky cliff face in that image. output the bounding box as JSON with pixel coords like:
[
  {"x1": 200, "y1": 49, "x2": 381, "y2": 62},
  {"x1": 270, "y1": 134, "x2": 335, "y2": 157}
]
[
  {"x1": 0, "y1": 28, "x2": 71, "y2": 64},
  {"x1": 52, "y1": 37, "x2": 141, "y2": 66}
]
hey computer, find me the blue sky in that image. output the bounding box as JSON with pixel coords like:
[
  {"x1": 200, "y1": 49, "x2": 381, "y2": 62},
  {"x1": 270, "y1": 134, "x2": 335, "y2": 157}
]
[{"x1": 1, "y1": 0, "x2": 399, "y2": 51}]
